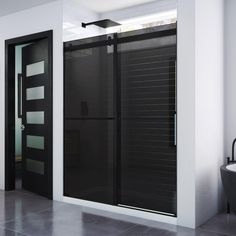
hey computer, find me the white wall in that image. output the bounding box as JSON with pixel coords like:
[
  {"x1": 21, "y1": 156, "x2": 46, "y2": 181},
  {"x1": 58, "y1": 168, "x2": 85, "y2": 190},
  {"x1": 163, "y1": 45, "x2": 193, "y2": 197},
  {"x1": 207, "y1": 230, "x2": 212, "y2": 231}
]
[
  {"x1": 0, "y1": 0, "x2": 64, "y2": 200},
  {"x1": 225, "y1": 1, "x2": 236, "y2": 159},
  {"x1": 177, "y1": 0, "x2": 224, "y2": 228},
  {"x1": 195, "y1": 0, "x2": 224, "y2": 227},
  {"x1": 63, "y1": 0, "x2": 104, "y2": 41},
  {"x1": 177, "y1": 0, "x2": 196, "y2": 228},
  {"x1": 0, "y1": 0, "x2": 56, "y2": 17}
]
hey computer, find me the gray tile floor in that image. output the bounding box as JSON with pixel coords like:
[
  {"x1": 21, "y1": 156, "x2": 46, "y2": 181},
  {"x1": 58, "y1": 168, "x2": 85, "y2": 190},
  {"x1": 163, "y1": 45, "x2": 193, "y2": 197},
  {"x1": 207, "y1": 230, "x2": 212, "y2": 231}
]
[{"x1": 0, "y1": 190, "x2": 234, "y2": 236}]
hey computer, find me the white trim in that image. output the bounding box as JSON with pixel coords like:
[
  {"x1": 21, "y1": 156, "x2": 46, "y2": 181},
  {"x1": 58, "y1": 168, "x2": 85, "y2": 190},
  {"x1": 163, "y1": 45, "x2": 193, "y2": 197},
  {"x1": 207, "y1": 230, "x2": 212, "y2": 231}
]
[
  {"x1": 63, "y1": 196, "x2": 177, "y2": 225},
  {"x1": 117, "y1": 204, "x2": 175, "y2": 216}
]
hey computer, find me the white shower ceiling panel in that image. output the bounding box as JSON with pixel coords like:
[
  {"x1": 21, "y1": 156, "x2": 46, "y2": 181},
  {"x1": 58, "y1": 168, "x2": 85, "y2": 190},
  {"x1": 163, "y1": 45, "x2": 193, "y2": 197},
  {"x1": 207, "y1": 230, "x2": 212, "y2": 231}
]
[{"x1": 74, "y1": 0, "x2": 157, "y2": 13}]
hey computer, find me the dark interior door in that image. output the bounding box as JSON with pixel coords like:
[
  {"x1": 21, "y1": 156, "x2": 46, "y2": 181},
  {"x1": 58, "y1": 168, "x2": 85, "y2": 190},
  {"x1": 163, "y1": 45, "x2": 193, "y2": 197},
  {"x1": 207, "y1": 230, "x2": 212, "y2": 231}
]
[{"x1": 22, "y1": 38, "x2": 52, "y2": 198}]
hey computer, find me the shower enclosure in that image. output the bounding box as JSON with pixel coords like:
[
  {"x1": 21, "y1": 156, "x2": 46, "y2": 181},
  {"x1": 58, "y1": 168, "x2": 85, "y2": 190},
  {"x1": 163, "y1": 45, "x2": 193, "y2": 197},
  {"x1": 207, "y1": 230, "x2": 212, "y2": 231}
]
[{"x1": 64, "y1": 23, "x2": 177, "y2": 216}]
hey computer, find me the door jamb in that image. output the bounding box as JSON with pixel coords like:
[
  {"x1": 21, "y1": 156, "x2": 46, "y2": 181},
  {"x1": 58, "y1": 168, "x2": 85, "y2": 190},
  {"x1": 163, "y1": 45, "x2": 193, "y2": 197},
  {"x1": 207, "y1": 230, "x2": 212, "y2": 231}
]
[{"x1": 5, "y1": 30, "x2": 53, "y2": 199}]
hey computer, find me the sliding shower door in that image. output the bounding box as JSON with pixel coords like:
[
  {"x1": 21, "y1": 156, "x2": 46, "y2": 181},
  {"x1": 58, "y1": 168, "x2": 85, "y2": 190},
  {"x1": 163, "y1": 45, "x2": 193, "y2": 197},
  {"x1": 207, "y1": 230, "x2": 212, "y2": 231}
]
[
  {"x1": 118, "y1": 27, "x2": 177, "y2": 215},
  {"x1": 64, "y1": 24, "x2": 177, "y2": 216},
  {"x1": 64, "y1": 35, "x2": 115, "y2": 204}
]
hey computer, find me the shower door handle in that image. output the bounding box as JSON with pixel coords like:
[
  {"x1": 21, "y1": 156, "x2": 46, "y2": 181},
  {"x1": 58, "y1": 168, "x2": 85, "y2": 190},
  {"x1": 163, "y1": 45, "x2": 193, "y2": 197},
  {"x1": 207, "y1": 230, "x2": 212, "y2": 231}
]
[
  {"x1": 174, "y1": 59, "x2": 177, "y2": 147},
  {"x1": 174, "y1": 113, "x2": 177, "y2": 146}
]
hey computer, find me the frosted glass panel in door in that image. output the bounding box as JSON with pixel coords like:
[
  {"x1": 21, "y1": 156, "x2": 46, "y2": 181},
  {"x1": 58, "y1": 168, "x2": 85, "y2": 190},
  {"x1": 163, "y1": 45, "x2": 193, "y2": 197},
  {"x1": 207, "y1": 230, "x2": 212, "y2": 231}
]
[
  {"x1": 26, "y1": 61, "x2": 44, "y2": 77},
  {"x1": 27, "y1": 111, "x2": 44, "y2": 124},
  {"x1": 26, "y1": 159, "x2": 44, "y2": 175},
  {"x1": 26, "y1": 86, "x2": 44, "y2": 100},
  {"x1": 27, "y1": 135, "x2": 44, "y2": 150}
]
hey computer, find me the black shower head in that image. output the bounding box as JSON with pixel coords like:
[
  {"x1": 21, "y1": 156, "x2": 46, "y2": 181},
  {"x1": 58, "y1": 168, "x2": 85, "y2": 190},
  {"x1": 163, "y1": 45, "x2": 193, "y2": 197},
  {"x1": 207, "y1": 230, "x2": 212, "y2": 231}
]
[{"x1": 82, "y1": 19, "x2": 121, "y2": 29}]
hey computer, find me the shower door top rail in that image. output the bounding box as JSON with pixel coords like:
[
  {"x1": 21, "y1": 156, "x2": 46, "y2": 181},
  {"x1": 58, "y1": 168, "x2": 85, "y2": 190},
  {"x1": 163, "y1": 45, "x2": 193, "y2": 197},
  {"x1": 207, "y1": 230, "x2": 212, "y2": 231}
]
[{"x1": 64, "y1": 23, "x2": 177, "y2": 52}]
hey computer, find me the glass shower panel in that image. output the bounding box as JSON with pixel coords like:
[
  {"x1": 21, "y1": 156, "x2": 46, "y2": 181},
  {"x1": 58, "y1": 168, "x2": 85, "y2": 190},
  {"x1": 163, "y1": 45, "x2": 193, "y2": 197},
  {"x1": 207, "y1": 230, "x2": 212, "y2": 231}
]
[
  {"x1": 64, "y1": 38, "x2": 114, "y2": 119},
  {"x1": 64, "y1": 120, "x2": 114, "y2": 204},
  {"x1": 64, "y1": 35, "x2": 115, "y2": 205},
  {"x1": 118, "y1": 33, "x2": 177, "y2": 215}
]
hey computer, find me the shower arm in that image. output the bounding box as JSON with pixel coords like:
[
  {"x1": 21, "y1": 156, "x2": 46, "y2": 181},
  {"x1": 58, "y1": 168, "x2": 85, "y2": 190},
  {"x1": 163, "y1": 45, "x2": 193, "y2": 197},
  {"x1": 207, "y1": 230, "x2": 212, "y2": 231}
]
[{"x1": 81, "y1": 19, "x2": 121, "y2": 29}]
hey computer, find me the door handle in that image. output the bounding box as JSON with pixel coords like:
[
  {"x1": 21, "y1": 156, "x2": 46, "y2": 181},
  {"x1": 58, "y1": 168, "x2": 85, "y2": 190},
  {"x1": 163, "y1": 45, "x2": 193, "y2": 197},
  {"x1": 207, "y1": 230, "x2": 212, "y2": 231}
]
[
  {"x1": 175, "y1": 60, "x2": 177, "y2": 111},
  {"x1": 21, "y1": 124, "x2": 25, "y2": 131},
  {"x1": 174, "y1": 113, "x2": 177, "y2": 146},
  {"x1": 174, "y1": 60, "x2": 177, "y2": 146}
]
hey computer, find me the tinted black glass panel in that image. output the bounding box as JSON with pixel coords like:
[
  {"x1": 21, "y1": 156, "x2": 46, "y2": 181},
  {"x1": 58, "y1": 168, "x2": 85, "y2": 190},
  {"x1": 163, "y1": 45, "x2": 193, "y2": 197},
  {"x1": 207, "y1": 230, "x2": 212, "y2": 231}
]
[
  {"x1": 64, "y1": 120, "x2": 114, "y2": 203},
  {"x1": 64, "y1": 37, "x2": 115, "y2": 204},
  {"x1": 118, "y1": 35, "x2": 177, "y2": 215},
  {"x1": 64, "y1": 39, "x2": 114, "y2": 118}
]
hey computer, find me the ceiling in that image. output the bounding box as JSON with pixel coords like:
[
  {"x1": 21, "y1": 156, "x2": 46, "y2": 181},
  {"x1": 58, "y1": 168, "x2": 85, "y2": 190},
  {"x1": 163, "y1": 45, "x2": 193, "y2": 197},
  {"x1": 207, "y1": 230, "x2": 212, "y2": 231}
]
[
  {"x1": 74, "y1": 0, "x2": 157, "y2": 13},
  {"x1": 0, "y1": 0, "x2": 158, "y2": 17},
  {"x1": 0, "y1": 0, "x2": 55, "y2": 17}
]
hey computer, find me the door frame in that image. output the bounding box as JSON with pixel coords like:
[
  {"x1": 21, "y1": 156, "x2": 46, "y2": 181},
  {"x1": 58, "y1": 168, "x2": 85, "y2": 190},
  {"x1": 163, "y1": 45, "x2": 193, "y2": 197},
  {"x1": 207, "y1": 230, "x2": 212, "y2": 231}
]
[
  {"x1": 5, "y1": 30, "x2": 53, "y2": 199},
  {"x1": 63, "y1": 24, "x2": 177, "y2": 214}
]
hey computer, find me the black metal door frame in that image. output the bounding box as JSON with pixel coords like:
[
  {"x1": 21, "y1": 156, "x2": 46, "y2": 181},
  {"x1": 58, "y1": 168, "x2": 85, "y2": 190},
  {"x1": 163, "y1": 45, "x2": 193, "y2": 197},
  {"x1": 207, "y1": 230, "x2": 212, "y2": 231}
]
[
  {"x1": 5, "y1": 30, "x2": 53, "y2": 199},
  {"x1": 63, "y1": 24, "x2": 177, "y2": 213}
]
